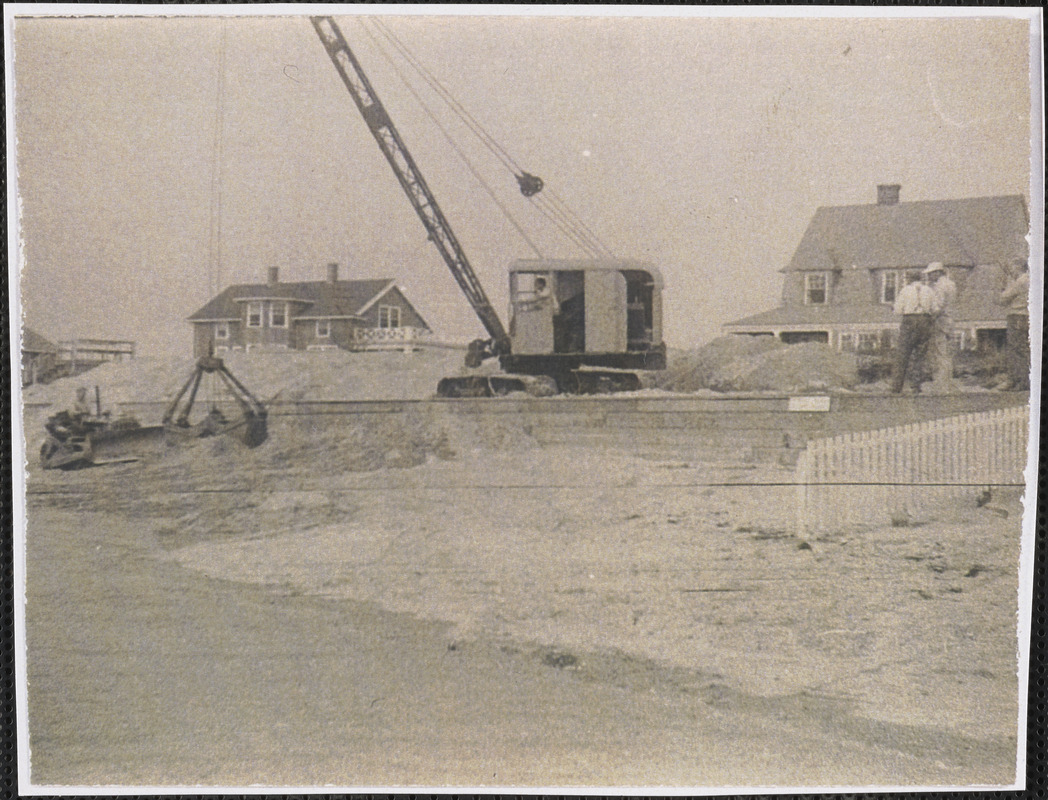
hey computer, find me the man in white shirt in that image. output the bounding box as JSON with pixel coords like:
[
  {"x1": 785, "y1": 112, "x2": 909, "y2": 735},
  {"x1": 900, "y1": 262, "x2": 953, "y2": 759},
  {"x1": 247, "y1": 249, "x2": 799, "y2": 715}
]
[
  {"x1": 924, "y1": 262, "x2": 958, "y2": 391},
  {"x1": 891, "y1": 271, "x2": 942, "y2": 394}
]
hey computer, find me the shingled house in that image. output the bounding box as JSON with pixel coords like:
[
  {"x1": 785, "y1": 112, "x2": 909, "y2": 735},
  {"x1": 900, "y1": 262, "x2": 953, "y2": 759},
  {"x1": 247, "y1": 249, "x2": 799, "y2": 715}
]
[
  {"x1": 723, "y1": 186, "x2": 1029, "y2": 355},
  {"x1": 188, "y1": 264, "x2": 431, "y2": 357}
]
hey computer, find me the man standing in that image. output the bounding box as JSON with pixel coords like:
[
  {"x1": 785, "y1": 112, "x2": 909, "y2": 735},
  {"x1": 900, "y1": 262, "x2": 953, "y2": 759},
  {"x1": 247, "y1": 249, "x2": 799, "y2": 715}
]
[
  {"x1": 925, "y1": 262, "x2": 957, "y2": 391},
  {"x1": 891, "y1": 271, "x2": 942, "y2": 394},
  {"x1": 1000, "y1": 258, "x2": 1030, "y2": 391}
]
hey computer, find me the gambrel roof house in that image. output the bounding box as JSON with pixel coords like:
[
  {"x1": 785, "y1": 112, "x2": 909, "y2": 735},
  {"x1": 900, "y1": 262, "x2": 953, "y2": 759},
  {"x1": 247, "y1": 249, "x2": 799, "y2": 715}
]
[
  {"x1": 723, "y1": 186, "x2": 1029, "y2": 354},
  {"x1": 188, "y1": 263, "x2": 431, "y2": 357}
]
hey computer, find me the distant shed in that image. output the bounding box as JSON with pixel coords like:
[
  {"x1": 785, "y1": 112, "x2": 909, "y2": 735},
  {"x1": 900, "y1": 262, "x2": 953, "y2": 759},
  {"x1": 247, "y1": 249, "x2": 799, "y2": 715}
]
[{"x1": 21, "y1": 327, "x2": 58, "y2": 386}]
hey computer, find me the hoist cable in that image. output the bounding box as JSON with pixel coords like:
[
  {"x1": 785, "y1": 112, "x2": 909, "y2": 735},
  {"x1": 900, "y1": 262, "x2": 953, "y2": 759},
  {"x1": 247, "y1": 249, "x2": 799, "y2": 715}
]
[
  {"x1": 207, "y1": 20, "x2": 228, "y2": 302},
  {"x1": 370, "y1": 19, "x2": 522, "y2": 176},
  {"x1": 531, "y1": 194, "x2": 609, "y2": 257},
  {"x1": 205, "y1": 20, "x2": 229, "y2": 408},
  {"x1": 368, "y1": 18, "x2": 614, "y2": 258},
  {"x1": 529, "y1": 192, "x2": 608, "y2": 257},
  {"x1": 544, "y1": 187, "x2": 615, "y2": 257},
  {"x1": 373, "y1": 17, "x2": 602, "y2": 255},
  {"x1": 359, "y1": 22, "x2": 545, "y2": 259},
  {"x1": 527, "y1": 195, "x2": 602, "y2": 258}
]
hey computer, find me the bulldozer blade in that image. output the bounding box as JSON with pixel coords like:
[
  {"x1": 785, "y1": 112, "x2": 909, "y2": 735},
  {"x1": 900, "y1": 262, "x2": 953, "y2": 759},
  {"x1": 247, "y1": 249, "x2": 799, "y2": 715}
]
[
  {"x1": 40, "y1": 437, "x2": 93, "y2": 470},
  {"x1": 90, "y1": 425, "x2": 168, "y2": 461},
  {"x1": 88, "y1": 456, "x2": 141, "y2": 467}
]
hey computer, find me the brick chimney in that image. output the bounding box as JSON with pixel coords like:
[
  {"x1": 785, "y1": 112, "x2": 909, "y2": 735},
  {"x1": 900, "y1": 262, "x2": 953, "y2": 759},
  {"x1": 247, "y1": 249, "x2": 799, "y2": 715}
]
[
  {"x1": 326, "y1": 262, "x2": 339, "y2": 283},
  {"x1": 267, "y1": 266, "x2": 279, "y2": 286},
  {"x1": 877, "y1": 184, "x2": 901, "y2": 205}
]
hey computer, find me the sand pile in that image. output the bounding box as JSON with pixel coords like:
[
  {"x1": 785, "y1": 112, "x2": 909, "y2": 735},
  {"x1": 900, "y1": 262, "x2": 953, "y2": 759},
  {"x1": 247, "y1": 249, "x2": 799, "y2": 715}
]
[
  {"x1": 658, "y1": 336, "x2": 781, "y2": 392},
  {"x1": 658, "y1": 336, "x2": 859, "y2": 393},
  {"x1": 21, "y1": 357, "x2": 198, "y2": 406},
  {"x1": 138, "y1": 404, "x2": 537, "y2": 489},
  {"x1": 21, "y1": 348, "x2": 472, "y2": 407}
]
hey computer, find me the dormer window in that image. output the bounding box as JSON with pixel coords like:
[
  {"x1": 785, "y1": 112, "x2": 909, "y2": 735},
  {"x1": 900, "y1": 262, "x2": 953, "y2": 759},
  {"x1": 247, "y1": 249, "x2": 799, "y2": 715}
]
[{"x1": 804, "y1": 273, "x2": 829, "y2": 305}]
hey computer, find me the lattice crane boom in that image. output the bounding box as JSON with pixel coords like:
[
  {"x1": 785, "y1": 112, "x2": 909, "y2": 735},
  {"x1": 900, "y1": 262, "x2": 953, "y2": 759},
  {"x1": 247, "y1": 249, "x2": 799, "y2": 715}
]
[{"x1": 311, "y1": 16, "x2": 510, "y2": 358}]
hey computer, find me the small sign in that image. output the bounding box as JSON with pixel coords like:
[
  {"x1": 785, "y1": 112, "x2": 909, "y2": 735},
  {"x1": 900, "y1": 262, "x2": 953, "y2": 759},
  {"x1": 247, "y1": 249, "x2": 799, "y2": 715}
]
[{"x1": 788, "y1": 395, "x2": 831, "y2": 412}]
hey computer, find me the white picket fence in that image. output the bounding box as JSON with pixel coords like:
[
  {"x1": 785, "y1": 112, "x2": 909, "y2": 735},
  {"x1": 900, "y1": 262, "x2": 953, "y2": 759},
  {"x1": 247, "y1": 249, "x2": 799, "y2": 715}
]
[{"x1": 795, "y1": 405, "x2": 1029, "y2": 533}]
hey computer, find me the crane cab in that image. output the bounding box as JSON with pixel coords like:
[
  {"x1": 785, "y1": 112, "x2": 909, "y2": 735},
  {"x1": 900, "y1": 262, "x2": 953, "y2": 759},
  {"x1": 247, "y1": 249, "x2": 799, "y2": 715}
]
[{"x1": 501, "y1": 259, "x2": 666, "y2": 389}]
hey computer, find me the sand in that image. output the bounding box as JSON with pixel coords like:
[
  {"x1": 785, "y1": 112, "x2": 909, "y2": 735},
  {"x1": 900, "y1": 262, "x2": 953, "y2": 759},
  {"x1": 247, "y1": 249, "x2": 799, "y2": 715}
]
[
  {"x1": 28, "y1": 405, "x2": 1021, "y2": 754},
  {"x1": 19, "y1": 343, "x2": 1024, "y2": 786}
]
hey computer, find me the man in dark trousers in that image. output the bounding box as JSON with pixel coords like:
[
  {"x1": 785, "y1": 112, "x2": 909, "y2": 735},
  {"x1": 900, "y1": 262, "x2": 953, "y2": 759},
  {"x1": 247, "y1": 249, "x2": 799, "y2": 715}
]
[
  {"x1": 1000, "y1": 258, "x2": 1030, "y2": 391},
  {"x1": 890, "y1": 269, "x2": 942, "y2": 394}
]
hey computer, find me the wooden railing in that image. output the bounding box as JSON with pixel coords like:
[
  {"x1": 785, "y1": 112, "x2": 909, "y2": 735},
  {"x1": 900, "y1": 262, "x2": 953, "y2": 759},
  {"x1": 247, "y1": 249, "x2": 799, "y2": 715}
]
[
  {"x1": 795, "y1": 405, "x2": 1029, "y2": 533},
  {"x1": 353, "y1": 326, "x2": 432, "y2": 349}
]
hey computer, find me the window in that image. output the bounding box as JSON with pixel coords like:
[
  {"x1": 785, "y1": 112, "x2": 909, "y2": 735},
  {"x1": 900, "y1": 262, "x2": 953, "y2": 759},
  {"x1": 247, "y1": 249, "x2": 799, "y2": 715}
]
[
  {"x1": 215, "y1": 322, "x2": 229, "y2": 340},
  {"x1": 857, "y1": 332, "x2": 881, "y2": 353},
  {"x1": 316, "y1": 320, "x2": 330, "y2": 338},
  {"x1": 838, "y1": 333, "x2": 855, "y2": 352},
  {"x1": 270, "y1": 302, "x2": 287, "y2": 328},
  {"x1": 804, "y1": 273, "x2": 828, "y2": 305},
  {"x1": 881, "y1": 270, "x2": 922, "y2": 304},
  {"x1": 247, "y1": 302, "x2": 263, "y2": 328},
  {"x1": 378, "y1": 305, "x2": 401, "y2": 329},
  {"x1": 881, "y1": 271, "x2": 898, "y2": 304}
]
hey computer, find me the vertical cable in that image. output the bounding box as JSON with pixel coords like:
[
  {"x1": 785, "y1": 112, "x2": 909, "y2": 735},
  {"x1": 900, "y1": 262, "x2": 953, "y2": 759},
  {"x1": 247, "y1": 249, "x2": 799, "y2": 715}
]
[
  {"x1": 207, "y1": 20, "x2": 228, "y2": 300},
  {"x1": 206, "y1": 20, "x2": 228, "y2": 404}
]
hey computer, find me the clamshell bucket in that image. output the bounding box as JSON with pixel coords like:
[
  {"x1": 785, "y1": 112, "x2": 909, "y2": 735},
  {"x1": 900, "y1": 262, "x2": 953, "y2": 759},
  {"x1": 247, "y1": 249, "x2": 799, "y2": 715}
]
[{"x1": 163, "y1": 356, "x2": 268, "y2": 448}]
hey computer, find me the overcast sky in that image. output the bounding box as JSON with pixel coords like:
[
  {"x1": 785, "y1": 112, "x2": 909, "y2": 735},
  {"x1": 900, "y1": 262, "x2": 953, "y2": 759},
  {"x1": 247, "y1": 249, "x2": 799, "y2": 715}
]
[{"x1": 8, "y1": 8, "x2": 1038, "y2": 356}]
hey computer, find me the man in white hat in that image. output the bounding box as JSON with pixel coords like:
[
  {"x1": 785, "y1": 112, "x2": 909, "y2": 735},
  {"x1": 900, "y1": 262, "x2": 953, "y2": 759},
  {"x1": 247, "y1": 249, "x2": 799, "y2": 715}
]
[{"x1": 923, "y1": 262, "x2": 957, "y2": 391}]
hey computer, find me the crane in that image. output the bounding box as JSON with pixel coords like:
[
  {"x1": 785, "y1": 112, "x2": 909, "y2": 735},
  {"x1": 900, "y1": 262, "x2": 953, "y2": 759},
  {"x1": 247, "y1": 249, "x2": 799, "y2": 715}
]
[{"x1": 311, "y1": 16, "x2": 666, "y2": 395}]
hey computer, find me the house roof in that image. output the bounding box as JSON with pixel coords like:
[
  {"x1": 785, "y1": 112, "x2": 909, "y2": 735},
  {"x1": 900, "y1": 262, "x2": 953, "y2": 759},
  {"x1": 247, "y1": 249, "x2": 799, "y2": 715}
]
[
  {"x1": 725, "y1": 303, "x2": 899, "y2": 329},
  {"x1": 22, "y1": 327, "x2": 58, "y2": 353},
  {"x1": 725, "y1": 276, "x2": 1012, "y2": 329},
  {"x1": 509, "y1": 259, "x2": 664, "y2": 287},
  {"x1": 786, "y1": 195, "x2": 1028, "y2": 271},
  {"x1": 188, "y1": 279, "x2": 402, "y2": 322}
]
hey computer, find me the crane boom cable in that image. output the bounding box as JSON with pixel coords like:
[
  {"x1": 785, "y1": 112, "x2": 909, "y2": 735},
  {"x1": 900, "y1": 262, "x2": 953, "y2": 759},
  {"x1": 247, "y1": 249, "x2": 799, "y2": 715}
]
[
  {"x1": 528, "y1": 191, "x2": 607, "y2": 257},
  {"x1": 543, "y1": 187, "x2": 615, "y2": 257},
  {"x1": 530, "y1": 194, "x2": 608, "y2": 257},
  {"x1": 527, "y1": 195, "x2": 603, "y2": 257},
  {"x1": 368, "y1": 17, "x2": 613, "y2": 258},
  {"x1": 360, "y1": 21, "x2": 545, "y2": 259},
  {"x1": 370, "y1": 18, "x2": 522, "y2": 175}
]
